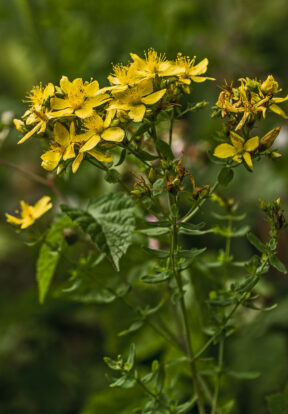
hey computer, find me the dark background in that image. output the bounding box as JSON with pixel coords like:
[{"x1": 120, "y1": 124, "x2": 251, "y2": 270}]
[{"x1": 0, "y1": 1, "x2": 288, "y2": 413}]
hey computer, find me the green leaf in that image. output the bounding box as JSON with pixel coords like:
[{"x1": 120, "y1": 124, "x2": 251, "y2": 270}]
[
  {"x1": 141, "y1": 271, "x2": 171, "y2": 284},
  {"x1": 156, "y1": 139, "x2": 174, "y2": 160},
  {"x1": 104, "y1": 168, "x2": 120, "y2": 183},
  {"x1": 179, "y1": 222, "x2": 211, "y2": 235},
  {"x1": 152, "y1": 178, "x2": 166, "y2": 197},
  {"x1": 226, "y1": 369, "x2": 260, "y2": 380},
  {"x1": 221, "y1": 400, "x2": 235, "y2": 414},
  {"x1": 62, "y1": 192, "x2": 135, "y2": 271},
  {"x1": 143, "y1": 247, "x2": 170, "y2": 258},
  {"x1": 124, "y1": 343, "x2": 135, "y2": 371},
  {"x1": 269, "y1": 255, "x2": 287, "y2": 274},
  {"x1": 138, "y1": 227, "x2": 170, "y2": 236},
  {"x1": 218, "y1": 167, "x2": 234, "y2": 186},
  {"x1": 213, "y1": 225, "x2": 250, "y2": 238},
  {"x1": 266, "y1": 384, "x2": 288, "y2": 414},
  {"x1": 247, "y1": 232, "x2": 266, "y2": 253},
  {"x1": 133, "y1": 148, "x2": 158, "y2": 161},
  {"x1": 211, "y1": 212, "x2": 246, "y2": 221},
  {"x1": 115, "y1": 149, "x2": 126, "y2": 166},
  {"x1": 231, "y1": 274, "x2": 259, "y2": 293},
  {"x1": 118, "y1": 320, "x2": 144, "y2": 336},
  {"x1": 36, "y1": 215, "x2": 74, "y2": 304},
  {"x1": 176, "y1": 396, "x2": 197, "y2": 413},
  {"x1": 178, "y1": 247, "x2": 206, "y2": 259}
]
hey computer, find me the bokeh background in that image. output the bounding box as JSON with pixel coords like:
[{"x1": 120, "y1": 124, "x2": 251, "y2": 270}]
[{"x1": 0, "y1": 0, "x2": 288, "y2": 413}]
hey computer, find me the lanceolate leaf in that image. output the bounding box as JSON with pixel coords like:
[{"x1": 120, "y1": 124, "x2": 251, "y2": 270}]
[
  {"x1": 36, "y1": 215, "x2": 75, "y2": 304},
  {"x1": 62, "y1": 192, "x2": 135, "y2": 271}
]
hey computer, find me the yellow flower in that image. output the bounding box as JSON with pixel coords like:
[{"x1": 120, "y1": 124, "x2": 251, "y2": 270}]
[
  {"x1": 73, "y1": 112, "x2": 125, "y2": 153},
  {"x1": 130, "y1": 48, "x2": 183, "y2": 81},
  {"x1": 107, "y1": 64, "x2": 139, "y2": 91},
  {"x1": 214, "y1": 131, "x2": 259, "y2": 169},
  {"x1": 6, "y1": 196, "x2": 52, "y2": 229},
  {"x1": 175, "y1": 54, "x2": 214, "y2": 85},
  {"x1": 50, "y1": 76, "x2": 110, "y2": 119},
  {"x1": 41, "y1": 122, "x2": 75, "y2": 171},
  {"x1": 261, "y1": 75, "x2": 279, "y2": 94},
  {"x1": 109, "y1": 79, "x2": 166, "y2": 122},
  {"x1": 16, "y1": 83, "x2": 55, "y2": 144}
]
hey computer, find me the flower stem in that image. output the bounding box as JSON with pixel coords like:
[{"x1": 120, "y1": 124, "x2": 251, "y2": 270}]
[{"x1": 169, "y1": 195, "x2": 206, "y2": 414}]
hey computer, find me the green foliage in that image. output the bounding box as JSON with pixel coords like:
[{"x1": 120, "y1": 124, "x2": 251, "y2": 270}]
[
  {"x1": 36, "y1": 215, "x2": 75, "y2": 303},
  {"x1": 62, "y1": 192, "x2": 135, "y2": 271}
]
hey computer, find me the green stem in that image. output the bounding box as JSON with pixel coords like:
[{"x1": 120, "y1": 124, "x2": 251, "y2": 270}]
[
  {"x1": 169, "y1": 109, "x2": 174, "y2": 146},
  {"x1": 211, "y1": 337, "x2": 224, "y2": 414},
  {"x1": 181, "y1": 180, "x2": 219, "y2": 224},
  {"x1": 169, "y1": 195, "x2": 206, "y2": 414}
]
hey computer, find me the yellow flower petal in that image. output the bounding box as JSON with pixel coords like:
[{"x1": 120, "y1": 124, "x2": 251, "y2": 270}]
[
  {"x1": 5, "y1": 213, "x2": 23, "y2": 227},
  {"x1": 60, "y1": 76, "x2": 72, "y2": 94},
  {"x1": 230, "y1": 131, "x2": 245, "y2": 149},
  {"x1": 85, "y1": 80, "x2": 100, "y2": 97},
  {"x1": 269, "y1": 104, "x2": 288, "y2": 119},
  {"x1": 271, "y1": 95, "x2": 288, "y2": 103},
  {"x1": 88, "y1": 149, "x2": 113, "y2": 162},
  {"x1": 50, "y1": 97, "x2": 70, "y2": 110},
  {"x1": 43, "y1": 83, "x2": 55, "y2": 100},
  {"x1": 72, "y1": 153, "x2": 84, "y2": 173},
  {"x1": 103, "y1": 109, "x2": 116, "y2": 128},
  {"x1": 244, "y1": 136, "x2": 259, "y2": 152},
  {"x1": 191, "y1": 76, "x2": 215, "y2": 83},
  {"x1": 75, "y1": 103, "x2": 94, "y2": 119},
  {"x1": 141, "y1": 89, "x2": 166, "y2": 105},
  {"x1": 54, "y1": 122, "x2": 70, "y2": 146},
  {"x1": 190, "y1": 58, "x2": 209, "y2": 75},
  {"x1": 33, "y1": 196, "x2": 52, "y2": 219},
  {"x1": 129, "y1": 104, "x2": 146, "y2": 122},
  {"x1": 72, "y1": 131, "x2": 94, "y2": 143},
  {"x1": 63, "y1": 144, "x2": 75, "y2": 160},
  {"x1": 101, "y1": 127, "x2": 125, "y2": 142},
  {"x1": 243, "y1": 152, "x2": 253, "y2": 169},
  {"x1": 17, "y1": 122, "x2": 42, "y2": 144},
  {"x1": 80, "y1": 134, "x2": 101, "y2": 152},
  {"x1": 41, "y1": 150, "x2": 62, "y2": 171},
  {"x1": 213, "y1": 143, "x2": 237, "y2": 158},
  {"x1": 49, "y1": 108, "x2": 74, "y2": 118},
  {"x1": 260, "y1": 127, "x2": 280, "y2": 148}
]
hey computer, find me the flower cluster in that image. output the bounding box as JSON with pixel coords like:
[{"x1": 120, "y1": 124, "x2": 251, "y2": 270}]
[
  {"x1": 214, "y1": 75, "x2": 288, "y2": 131},
  {"x1": 213, "y1": 75, "x2": 287, "y2": 169},
  {"x1": 14, "y1": 49, "x2": 213, "y2": 174},
  {"x1": 213, "y1": 127, "x2": 281, "y2": 170}
]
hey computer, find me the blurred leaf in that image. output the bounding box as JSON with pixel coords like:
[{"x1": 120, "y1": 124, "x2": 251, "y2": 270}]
[
  {"x1": 266, "y1": 384, "x2": 288, "y2": 414},
  {"x1": 269, "y1": 255, "x2": 287, "y2": 274},
  {"x1": 218, "y1": 167, "x2": 234, "y2": 186},
  {"x1": 141, "y1": 271, "x2": 171, "y2": 283},
  {"x1": 36, "y1": 215, "x2": 74, "y2": 304},
  {"x1": 247, "y1": 232, "x2": 266, "y2": 253}
]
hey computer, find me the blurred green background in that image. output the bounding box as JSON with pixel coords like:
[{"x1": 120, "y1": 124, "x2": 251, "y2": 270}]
[{"x1": 0, "y1": 0, "x2": 288, "y2": 413}]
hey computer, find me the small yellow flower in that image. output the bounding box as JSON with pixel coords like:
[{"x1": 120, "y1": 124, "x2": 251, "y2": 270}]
[
  {"x1": 50, "y1": 76, "x2": 110, "y2": 119},
  {"x1": 175, "y1": 54, "x2": 214, "y2": 85},
  {"x1": 41, "y1": 122, "x2": 75, "y2": 171},
  {"x1": 107, "y1": 64, "x2": 139, "y2": 91},
  {"x1": 261, "y1": 75, "x2": 279, "y2": 94},
  {"x1": 130, "y1": 48, "x2": 183, "y2": 81},
  {"x1": 109, "y1": 79, "x2": 166, "y2": 122},
  {"x1": 6, "y1": 196, "x2": 52, "y2": 229},
  {"x1": 214, "y1": 131, "x2": 259, "y2": 169},
  {"x1": 16, "y1": 83, "x2": 55, "y2": 144},
  {"x1": 73, "y1": 112, "x2": 125, "y2": 153}
]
